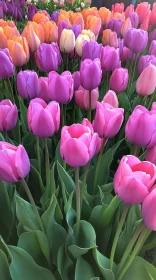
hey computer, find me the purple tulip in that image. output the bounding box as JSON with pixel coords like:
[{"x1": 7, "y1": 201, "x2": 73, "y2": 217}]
[
  {"x1": 149, "y1": 29, "x2": 156, "y2": 43},
  {"x1": 38, "y1": 77, "x2": 50, "y2": 102},
  {"x1": 0, "y1": 49, "x2": 15, "y2": 79},
  {"x1": 0, "y1": 99, "x2": 18, "y2": 132},
  {"x1": 106, "y1": 19, "x2": 123, "y2": 36},
  {"x1": 149, "y1": 40, "x2": 156, "y2": 56},
  {"x1": 17, "y1": 70, "x2": 40, "y2": 100},
  {"x1": 128, "y1": 12, "x2": 139, "y2": 28},
  {"x1": 58, "y1": 20, "x2": 69, "y2": 42},
  {"x1": 80, "y1": 58, "x2": 102, "y2": 91},
  {"x1": 138, "y1": 55, "x2": 156, "y2": 74},
  {"x1": 70, "y1": 24, "x2": 82, "y2": 39},
  {"x1": 51, "y1": 11, "x2": 59, "y2": 23},
  {"x1": 36, "y1": 43, "x2": 62, "y2": 73},
  {"x1": 0, "y1": 4, "x2": 4, "y2": 18},
  {"x1": 82, "y1": 41, "x2": 102, "y2": 61},
  {"x1": 72, "y1": 71, "x2": 80, "y2": 91},
  {"x1": 110, "y1": 68, "x2": 129, "y2": 93},
  {"x1": 28, "y1": 5, "x2": 37, "y2": 21},
  {"x1": 124, "y1": 28, "x2": 148, "y2": 53},
  {"x1": 6, "y1": 2, "x2": 13, "y2": 16},
  {"x1": 101, "y1": 46, "x2": 121, "y2": 72}
]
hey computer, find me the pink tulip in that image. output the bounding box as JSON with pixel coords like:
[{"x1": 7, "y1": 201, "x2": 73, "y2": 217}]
[
  {"x1": 114, "y1": 155, "x2": 156, "y2": 204},
  {"x1": 102, "y1": 90, "x2": 119, "y2": 108},
  {"x1": 0, "y1": 100, "x2": 18, "y2": 132},
  {"x1": 48, "y1": 71, "x2": 74, "y2": 104},
  {"x1": 142, "y1": 188, "x2": 156, "y2": 231},
  {"x1": 125, "y1": 105, "x2": 156, "y2": 148},
  {"x1": 72, "y1": 71, "x2": 80, "y2": 91},
  {"x1": 28, "y1": 98, "x2": 60, "y2": 138},
  {"x1": 136, "y1": 2, "x2": 151, "y2": 24},
  {"x1": 136, "y1": 64, "x2": 156, "y2": 96},
  {"x1": 140, "y1": 11, "x2": 151, "y2": 32},
  {"x1": 74, "y1": 86, "x2": 99, "y2": 110},
  {"x1": 110, "y1": 68, "x2": 129, "y2": 94},
  {"x1": 38, "y1": 77, "x2": 50, "y2": 102},
  {"x1": 60, "y1": 124, "x2": 98, "y2": 167},
  {"x1": 93, "y1": 102, "x2": 124, "y2": 138},
  {"x1": 145, "y1": 145, "x2": 156, "y2": 165},
  {"x1": 152, "y1": 102, "x2": 156, "y2": 111},
  {"x1": 0, "y1": 142, "x2": 30, "y2": 183}
]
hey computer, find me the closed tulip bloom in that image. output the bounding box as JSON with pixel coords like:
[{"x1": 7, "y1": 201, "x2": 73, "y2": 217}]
[
  {"x1": 125, "y1": 105, "x2": 156, "y2": 148},
  {"x1": 51, "y1": 11, "x2": 59, "y2": 23},
  {"x1": 71, "y1": 13, "x2": 84, "y2": 30},
  {"x1": 60, "y1": 29, "x2": 75, "y2": 53},
  {"x1": 114, "y1": 155, "x2": 156, "y2": 204},
  {"x1": 0, "y1": 27, "x2": 7, "y2": 49},
  {"x1": 0, "y1": 100, "x2": 18, "y2": 132},
  {"x1": 101, "y1": 46, "x2": 121, "y2": 72},
  {"x1": 98, "y1": 7, "x2": 111, "y2": 25},
  {"x1": 93, "y1": 102, "x2": 124, "y2": 138},
  {"x1": 75, "y1": 86, "x2": 99, "y2": 110},
  {"x1": 75, "y1": 34, "x2": 90, "y2": 56},
  {"x1": 3, "y1": 25, "x2": 20, "y2": 39},
  {"x1": 32, "y1": 11, "x2": 50, "y2": 24},
  {"x1": 140, "y1": 11, "x2": 151, "y2": 32},
  {"x1": 28, "y1": 98, "x2": 60, "y2": 138},
  {"x1": 38, "y1": 77, "x2": 49, "y2": 102},
  {"x1": 17, "y1": 70, "x2": 40, "y2": 100},
  {"x1": 125, "y1": 5, "x2": 134, "y2": 18},
  {"x1": 149, "y1": 29, "x2": 156, "y2": 43},
  {"x1": 72, "y1": 71, "x2": 80, "y2": 91},
  {"x1": 81, "y1": 29, "x2": 95, "y2": 41},
  {"x1": 138, "y1": 55, "x2": 156, "y2": 74},
  {"x1": 128, "y1": 12, "x2": 139, "y2": 29},
  {"x1": 0, "y1": 142, "x2": 30, "y2": 183},
  {"x1": 121, "y1": 18, "x2": 132, "y2": 37},
  {"x1": 48, "y1": 71, "x2": 74, "y2": 104},
  {"x1": 58, "y1": 20, "x2": 69, "y2": 42},
  {"x1": 60, "y1": 124, "x2": 98, "y2": 168},
  {"x1": 150, "y1": 3, "x2": 156, "y2": 26},
  {"x1": 80, "y1": 58, "x2": 102, "y2": 91},
  {"x1": 112, "y1": 3, "x2": 124, "y2": 14},
  {"x1": 136, "y1": 64, "x2": 156, "y2": 96},
  {"x1": 82, "y1": 41, "x2": 102, "y2": 61},
  {"x1": 136, "y1": 2, "x2": 150, "y2": 24},
  {"x1": 86, "y1": 15, "x2": 101, "y2": 36},
  {"x1": 28, "y1": 5, "x2": 38, "y2": 21},
  {"x1": 102, "y1": 29, "x2": 118, "y2": 48},
  {"x1": 146, "y1": 145, "x2": 156, "y2": 165},
  {"x1": 70, "y1": 24, "x2": 82, "y2": 39},
  {"x1": 8, "y1": 36, "x2": 30, "y2": 67},
  {"x1": 142, "y1": 188, "x2": 156, "y2": 231},
  {"x1": 103, "y1": 90, "x2": 119, "y2": 108},
  {"x1": 152, "y1": 102, "x2": 156, "y2": 111},
  {"x1": 22, "y1": 22, "x2": 44, "y2": 53},
  {"x1": 0, "y1": 48, "x2": 15, "y2": 79},
  {"x1": 149, "y1": 40, "x2": 156, "y2": 56},
  {"x1": 106, "y1": 19, "x2": 123, "y2": 37},
  {"x1": 35, "y1": 43, "x2": 62, "y2": 73},
  {"x1": 110, "y1": 68, "x2": 129, "y2": 94},
  {"x1": 124, "y1": 28, "x2": 148, "y2": 53},
  {"x1": 42, "y1": 21, "x2": 58, "y2": 43}
]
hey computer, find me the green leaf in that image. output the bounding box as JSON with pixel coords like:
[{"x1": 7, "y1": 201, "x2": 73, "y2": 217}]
[
  {"x1": 57, "y1": 245, "x2": 74, "y2": 280},
  {"x1": 118, "y1": 92, "x2": 131, "y2": 112},
  {"x1": 100, "y1": 183, "x2": 114, "y2": 193},
  {"x1": 41, "y1": 163, "x2": 56, "y2": 205},
  {"x1": 30, "y1": 164, "x2": 45, "y2": 194},
  {"x1": 0, "y1": 180, "x2": 12, "y2": 240},
  {"x1": 19, "y1": 98, "x2": 28, "y2": 133},
  {"x1": 8, "y1": 246, "x2": 55, "y2": 280},
  {"x1": 23, "y1": 132, "x2": 35, "y2": 153},
  {"x1": 75, "y1": 256, "x2": 97, "y2": 280},
  {"x1": 0, "y1": 249, "x2": 11, "y2": 280},
  {"x1": 57, "y1": 161, "x2": 75, "y2": 194},
  {"x1": 0, "y1": 133, "x2": 5, "y2": 141},
  {"x1": 12, "y1": 119, "x2": 21, "y2": 144},
  {"x1": 41, "y1": 195, "x2": 57, "y2": 234},
  {"x1": 93, "y1": 249, "x2": 116, "y2": 280}
]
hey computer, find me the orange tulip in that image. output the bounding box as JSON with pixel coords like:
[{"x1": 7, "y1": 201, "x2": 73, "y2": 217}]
[
  {"x1": 57, "y1": 13, "x2": 71, "y2": 26},
  {"x1": 112, "y1": 12, "x2": 125, "y2": 21},
  {"x1": 121, "y1": 17, "x2": 132, "y2": 37},
  {"x1": 70, "y1": 12, "x2": 84, "y2": 29},
  {"x1": 8, "y1": 36, "x2": 30, "y2": 67},
  {"x1": 22, "y1": 22, "x2": 44, "y2": 52},
  {"x1": 42, "y1": 21, "x2": 58, "y2": 43},
  {"x1": 32, "y1": 10, "x2": 50, "y2": 24},
  {"x1": 81, "y1": 7, "x2": 99, "y2": 23},
  {"x1": 0, "y1": 19, "x2": 7, "y2": 28},
  {"x1": 0, "y1": 27, "x2": 7, "y2": 49},
  {"x1": 98, "y1": 7, "x2": 112, "y2": 25},
  {"x1": 140, "y1": 11, "x2": 151, "y2": 32},
  {"x1": 0, "y1": 20, "x2": 15, "y2": 28},
  {"x1": 102, "y1": 29, "x2": 118, "y2": 48},
  {"x1": 81, "y1": 29, "x2": 95, "y2": 41},
  {"x1": 86, "y1": 15, "x2": 101, "y2": 36},
  {"x1": 6, "y1": 21, "x2": 16, "y2": 28},
  {"x1": 3, "y1": 26, "x2": 20, "y2": 39}
]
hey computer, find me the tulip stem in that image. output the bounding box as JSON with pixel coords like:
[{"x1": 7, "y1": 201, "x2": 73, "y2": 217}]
[
  {"x1": 20, "y1": 179, "x2": 45, "y2": 233},
  {"x1": 117, "y1": 226, "x2": 151, "y2": 280},
  {"x1": 117, "y1": 220, "x2": 145, "y2": 277},
  {"x1": 80, "y1": 161, "x2": 90, "y2": 210},
  {"x1": 75, "y1": 167, "x2": 81, "y2": 239},
  {"x1": 43, "y1": 138, "x2": 50, "y2": 188},
  {"x1": 36, "y1": 137, "x2": 41, "y2": 175},
  {"x1": 7, "y1": 78, "x2": 15, "y2": 104},
  {"x1": 93, "y1": 140, "x2": 106, "y2": 194},
  {"x1": 110, "y1": 204, "x2": 130, "y2": 271}
]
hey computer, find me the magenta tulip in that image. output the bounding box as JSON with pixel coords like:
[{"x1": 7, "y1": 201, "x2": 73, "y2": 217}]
[
  {"x1": 0, "y1": 142, "x2": 30, "y2": 183},
  {"x1": 17, "y1": 70, "x2": 40, "y2": 100},
  {"x1": 102, "y1": 90, "x2": 119, "y2": 108},
  {"x1": 38, "y1": 77, "x2": 50, "y2": 102},
  {"x1": 60, "y1": 124, "x2": 98, "y2": 167},
  {"x1": 74, "y1": 86, "x2": 99, "y2": 110},
  {"x1": 72, "y1": 71, "x2": 80, "y2": 91},
  {"x1": 149, "y1": 40, "x2": 156, "y2": 56},
  {"x1": 0, "y1": 48, "x2": 15, "y2": 79},
  {"x1": 110, "y1": 68, "x2": 129, "y2": 93},
  {"x1": 136, "y1": 64, "x2": 156, "y2": 96},
  {"x1": 0, "y1": 100, "x2": 18, "y2": 132},
  {"x1": 142, "y1": 188, "x2": 156, "y2": 231},
  {"x1": 101, "y1": 46, "x2": 121, "y2": 72},
  {"x1": 114, "y1": 155, "x2": 156, "y2": 204},
  {"x1": 145, "y1": 145, "x2": 156, "y2": 165},
  {"x1": 138, "y1": 55, "x2": 156, "y2": 74},
  {"x1": 28, "y1": 98, "x2": 60, "y2": 138}
]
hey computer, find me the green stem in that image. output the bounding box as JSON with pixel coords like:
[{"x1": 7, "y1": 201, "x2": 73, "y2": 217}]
[
  {"x1": 110, "y1": 204, "x2": 130, "y2": 270},
  {"x1": 131, "y1": 145, "x2": 141, "y2": 157},
  {"x1": 20, "y1": 179, "x2": 45, "y2": 233},
  {"x1": 75, "y1": 167, "x2": 81, "y2": 239},
  {"x1": 93, "y1": 140, "x2": 106, "y2": 194},
  {"x1": 100, "y1": 195, "x2": 121, "y2": 227},
  {"x1": 7, "y1": 78, "x2": 15, "y2": 103},
  {"x1": 80, "y1": 161, "x2": 90, "y2": 210},
  {"x1": 117, "y1": 226, "x2": 151, "y2": 280},
  {"x1": 43, "y1": 138, "x2": 50, "y2": 188},
  {"x1": 36, "y1": 137, "x2": 41, "y2": 175},
  {"x1": 117, "y1": 220, "x2": 145, "y2": 277},
  {"x1": 128, "y1": 58, "x2": 137, "y2": 96},
  {"x1": 87, "y1": 91, "x2": 92, "y2": 122}
]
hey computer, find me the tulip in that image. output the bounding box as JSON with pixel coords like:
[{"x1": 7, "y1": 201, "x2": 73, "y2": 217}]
[
  {"x1": 32, "y1": 11, "x2": 50, "y2": 24},
  {"x1": 125, "y1": 105, "x2": 156, "y2": 148},
  {"x1": 101, "y1": 46, "x2": 121, "y2": 72},
  {"x1": 149, "y1": 40, "x2": 156, "y2": 56},
  {"x1": 17, "y1": 70, "x2": 40, "y2": 100},
  {"x1": 0, "y1": 142, "x2": 30, "y2": 183},
  {"x1": 114, "y1": 155, "x2": 156, "y2": 204},
  {"x1": 149, "y1": 29, "x2": 156, "y2": 43},
  {"x1": 0, "y1": 100, "x2": 18, "y2": 132},
  {"x1": 8, "y1": 36, "x2": 30, "y2": 67},
  {"x1": 75, "y1": 34, "x2": 90, "y2": 56},
  {"x1": 110, "y1": 68, "x2": 129, "y2": 94},
  {"x1": 112, "y1": 12, "x2": 125, "y2": 21},
  {"x1": 80, "y1": 58, "x2": 102, "y2": 91},
  {"x1": 60, "y1": 29, "x2": 75, "y2": 53},
  {"x1": 142, "y1": 188, "x2": 156, "y2": 231},
  {"x1": 102, "y1": 29, "x2": 118, "y2": 48},
  {"x1": 152, "y1": 102, "x2": 156, "y2": 111},
  {"x1": 58, "y1": 20, "x2": 69, "y2": 42},
  {"x1": 75, "y1": 86, "x2": 99, "y2": 110},
  {"x1": 28, "y1": 98, "x2": 60, "y2": 138},
  {"x1": 28, "y1": 5, "x2": 37, "y2": 21},
  {"x1": 140, "y1": 11, "x2": 151, "y2": 32},
  {"x1": 93, "y1": 102, "x2": 124, "y2": 138},
  {"x1": 0, "y1": 27, "x2": 8, "y2": 49},
  {"x1": 38, "y1": 77, "x2": 49, "y2": 102},
  {"x1": 125, "y1": 4, "x2": 134, "y2": 18},
  {"x1": 3, "y1": 25, "x2": 20, "y2": 39},
  {"x1": 136, "y1": 2, "x2": 150, "y2": 24},
  {"x1": 106, "y1": 19, "x2": 123, "y2": 37},
  {"x1": 42, "y1": 21, "x2": 58, "y2": 43},
  {"x1": 0, "y1": 48, "x2": 15, "y2": 79},
  {"x1": 85, "y1": 15, "x2": 101, "y2": 37},
  {"x1": 124, "y1": 28, "x2": 148, "y2": 53},
  {"x1": 150, "y1": 3, "x2": 156, "y2": 26},
  {"x1": 72, "y1": 71, "x2": 80, "y2": 91},
  {"x1": 121, "y1": 18, "x2": 132, "y2": 37},
  {"x1": 82, "y1": 41, "x2": 102, "y2": 61},
  {"x1": 146, "y1": 145, "x2": 156, "y2": 165},
  {"x1": 35, "y1": 43, "x2": 62, "y2": 73},
  {"x1": 70, "y1": 24, "x2": 82, "y2": 39},
  {"x1": 102, "y1": 90, "x2": 119, "y2": 108},
  {"x1": 81, "y1": 29, "x2": 95, "y2": 41},
  {"x1": 51, "y1": 11, "x2": 59, "y2": 23},
  {"x1": 138, "y1": 55, "x2": 156, "y2": 74},
  {"x1": 128, "y1": 12, "x2": 139, "y2": 29},
  {"x1": 48, "y1": 71, "x2": 74, "y2": 104},
  {"x1": 98, "y1": 7, "x2": 111, "y2": 25},
  {"x1": 136, "y1": 64, "x2": 156, "y2": 96},
  {"x1": 112, "y1": 3, "x2": 124, "y2": 14},
  {"x1": 22, "y1": 22, "x2": 44, "y2": 53},
  {"x1": 60, "y1": 124, "x2": 98, "y2": 168}
]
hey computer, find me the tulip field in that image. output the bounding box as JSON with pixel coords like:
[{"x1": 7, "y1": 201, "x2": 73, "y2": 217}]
[{"x1": 0, "y1": 0, "x2": 156, "y2": 279}]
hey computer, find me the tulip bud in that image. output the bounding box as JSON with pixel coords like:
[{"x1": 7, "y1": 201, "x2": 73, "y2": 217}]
[
  {"x1": 101, "y1": 46, "x2": 121, "y2": 72},
  {"x1": 28, "y1": 5, "x2": 37, "y2": 21},
  {"x1": 28, "y1": 98, "x2": 60, "y2": 138},
  {"x1": 8, "y1": 36, "x2": 30, "y2": 67},
  {"x1": 102, "y1": 29, "x2": 118, "y2": 48},
  {"x1": 0, "y1": 48, "x2": 15, "y2": 79},
  {"x1": 110, "y1": 68, "x2": 129, "y2": 94},
  {"x1": 42, "y1": 21, "x2": 58, "y2": 44},
  {"x1": 106, "y1": 19, "x2": 123, "y2": 37},
  {"x1": 149, "y1": 40, "x2": 156, "y2": 56},
  {"x1": 85, "y1": 15, "x2": 101, "y2": 36},
  {"x1": 136, "y1": 2, "x2": 150, "y2": 24},
  {"x1": 124, "y1": 28, "x2": 148, "y2": 53},
  {"x1": 125, "y1": 5, "x2": 134, "y2": 18},
  {"x1": 0, "y1": 27, "x2": 7, "y2": 49},
  {"x1": 22, "y1": 22, "x2": 44, "y2": 53},
  {"x1": 17, "y1": 70, "x2": 40, "y2": 100},
  {"x1": 70, "y1": 24, "x2": 82, "y2": 39},
  {"x1": 128, "y1": 12, "x2": 139, "y2": 29},
  {"x1": 149, "y1": 29, "x2": 156, "y2": 43},
  {"x1": 121, "y1": 17, "x2": 132, "y2": 37},
  {"x1": 72, "y1": 71, "x2": 80, "y2": 91},
  {"x1": 142, "y1": 188, "x2": 156, "y2": 231},
  {"x1": 60, "y1": 29, "x2": 75, "y2": 53},
  {"x1": 75, "y1": 34, "x2": 90, "y2": 57},
  {"x1": 138, "y1": 55, "x2": 156, "y2": 74},
  {"x1": 80, "y1": 58, "x2": 101, "y2": 91},
  {"x1": 38, "y1": 77, "x2": 50, "y2": 102},
  {"x1": 103, "y1": 90, "x2": 119, "y2": 108},
  {"x1": 82, "y1": 41, "x2": 102, "y2": 61},
  {"x1": 136, "y1": 64, "x2": 156, "y2": 96},
  {"x1": 0, "y1": 100, "x2": 18, "y2": 132},
  {"x1": 99, "y1": 7, "x2": 111, "y2": 25},
  {"x1": 75, "y1": 86, "x2": 99, "y2": 110}
]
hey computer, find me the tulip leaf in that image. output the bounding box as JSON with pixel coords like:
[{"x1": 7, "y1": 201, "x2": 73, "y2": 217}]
[
  {"x1": 12, "y1": 119, "x2": 21, "y2": 144},
  {"x1": 57, "y1": 161, "x2": 75, "y2": 194},
  {"x1": 23, "y1": 132, "x2": 36, "y2": 153},
  {"x1": 41, "y1": 163, "x2": 56, "y2": 205},
  {"x1": 19, "y1": 98, "x2": 28, "y2": 133},
  {"x1": 0, "y1": 249, "x2": 12, "y2": 280},
  {"x1": 118, "y1": 92, "x2": 131, "y2": 112},
  {"x1": 55, "y1": 141, "x2": 64, "y2": 166},
  {"x1": 57, "y1": 245, "x2": 74, "y2": 280},
  {"x1": 75, "y1": 256, "x2": 98, "y2": 280},
  {"x1": 8, "y1": 246, "x2": 55, "y2": 280},
  {"x1": 0, "y1": 133, "x2": 5, "y2": 141}
]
